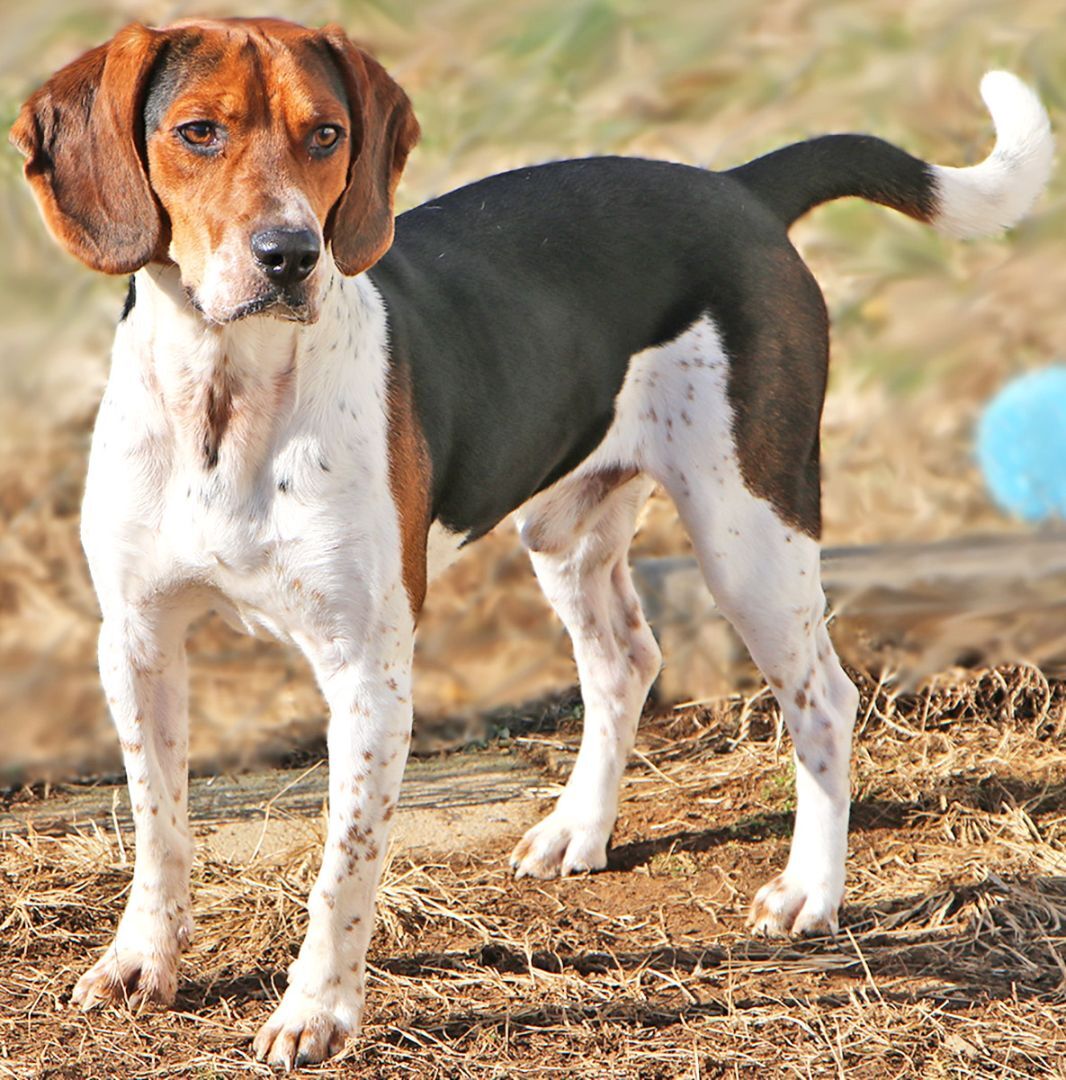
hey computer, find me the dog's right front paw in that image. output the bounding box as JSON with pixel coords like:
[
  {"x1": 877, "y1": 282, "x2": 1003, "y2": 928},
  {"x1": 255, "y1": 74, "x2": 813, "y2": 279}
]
[
  {"x1": 72, "y1": 945, "x2": 180, "y2": 1011},
  {"x1": 72, "y1": 908, "x2": 192, "y2": 1012}
]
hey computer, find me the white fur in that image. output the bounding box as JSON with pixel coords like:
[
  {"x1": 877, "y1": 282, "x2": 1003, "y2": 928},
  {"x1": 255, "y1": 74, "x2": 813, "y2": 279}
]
[
  {"x1": 512, "y1": 317, "x2": 859, "y2": 933},
  {"x1": 933, "y1": 71, "x2": 1053, "y2": 238},
  {"x1": 426, "y1": 521, "x2": 467, "y2": 581},
  {"x1": 77, "y1": 261, "x2": 417, "y2": 1064}
]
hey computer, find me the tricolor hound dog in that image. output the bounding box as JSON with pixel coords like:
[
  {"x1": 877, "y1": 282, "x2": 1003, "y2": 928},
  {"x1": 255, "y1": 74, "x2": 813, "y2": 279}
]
[{"x1": 12, "y1": 17, "x2": 1053, "y2": 1069}]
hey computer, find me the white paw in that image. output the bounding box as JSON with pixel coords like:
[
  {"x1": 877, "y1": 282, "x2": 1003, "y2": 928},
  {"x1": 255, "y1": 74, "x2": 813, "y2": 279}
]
[
  {"x1": 509, "y1": 808, "x2": 611, "y2": 879},
  {"x1": 253, "y1": 985, "x2": 360, "y2": 1070},
  {"x1": 71, "y1": 912, "x2": 191, "y2": 1011},
  {"x1": 748, "y1": 872, "x2": 841, "y2": 937}
]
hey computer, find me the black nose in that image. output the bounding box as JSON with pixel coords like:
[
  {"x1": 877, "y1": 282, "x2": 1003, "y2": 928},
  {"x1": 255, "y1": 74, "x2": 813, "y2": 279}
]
[{"x1": 250, "y1": 228, "x2": 320, "y2": 287}]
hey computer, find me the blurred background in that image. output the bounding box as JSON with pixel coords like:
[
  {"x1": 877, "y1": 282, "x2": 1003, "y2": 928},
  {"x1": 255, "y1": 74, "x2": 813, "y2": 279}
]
[{"x1": 1, "y1": 0, "x2": 1062, "y2": 783}]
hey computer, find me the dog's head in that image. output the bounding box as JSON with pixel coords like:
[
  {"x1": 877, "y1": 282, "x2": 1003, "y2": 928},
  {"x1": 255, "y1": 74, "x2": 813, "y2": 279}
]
[{"x1": 10, "y1": 18, "x2": 419, "y2": 324}]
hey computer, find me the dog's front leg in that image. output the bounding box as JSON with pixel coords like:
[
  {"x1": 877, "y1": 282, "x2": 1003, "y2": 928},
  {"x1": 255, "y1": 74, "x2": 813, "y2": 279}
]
[
  {"x1": 72, "y1": 607, "x2": 194, "y2": 1010},
  {"x1": 253, "y1": 626, "x2": 414, "y2": 1069}
]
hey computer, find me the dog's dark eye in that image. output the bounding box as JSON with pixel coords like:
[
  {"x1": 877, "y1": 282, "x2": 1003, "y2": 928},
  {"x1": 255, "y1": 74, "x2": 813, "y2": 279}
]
[
  {"x1": 177, "y1": 121, "x2": 221, "y2": 152},
  {"x1": 310, "y1": 125, "x2": 343, "y2": 155}
]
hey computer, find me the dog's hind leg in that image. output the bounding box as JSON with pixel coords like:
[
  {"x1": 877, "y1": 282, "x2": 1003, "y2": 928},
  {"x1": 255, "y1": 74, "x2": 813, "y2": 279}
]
[
  {"x1": 679, "y1": 500, "x2": 858, "y2": 935},
  {"x1": 510, "y1": 472, "x2": 661, "y2": 879},
  {"x1": 645, "y1": 315, "x2": 859, "y2": 935}
]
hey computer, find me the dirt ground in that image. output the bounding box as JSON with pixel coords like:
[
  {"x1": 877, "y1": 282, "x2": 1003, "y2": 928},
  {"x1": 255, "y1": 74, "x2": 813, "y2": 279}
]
[{"x1": 2, "y1": 664, "x2": 1064, "y2": 1079}]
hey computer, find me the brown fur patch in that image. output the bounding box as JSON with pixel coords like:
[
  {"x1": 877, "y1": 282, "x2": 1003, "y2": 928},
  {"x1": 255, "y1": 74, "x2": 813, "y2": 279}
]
[
  {"x1": 10, "y1": 25, "x2": 174, "y2": 273},
  {"x1": 385, "y1": 363, "x2": 432, "y2": 616},
  {"x1": 202, "y1": 366, "x2": 234, "y2": 469}
]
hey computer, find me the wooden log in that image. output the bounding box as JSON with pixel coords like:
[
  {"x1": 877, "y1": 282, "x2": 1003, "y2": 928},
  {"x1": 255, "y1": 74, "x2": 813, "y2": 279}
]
[{"x1": 631, "y1": 529, "x2": 1066, "y2": 703}]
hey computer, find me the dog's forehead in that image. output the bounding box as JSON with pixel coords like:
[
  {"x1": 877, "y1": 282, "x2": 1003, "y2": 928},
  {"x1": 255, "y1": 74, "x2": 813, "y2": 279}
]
[{"x1": 144, "y1": 19, "x2": 347, "y2": 131}]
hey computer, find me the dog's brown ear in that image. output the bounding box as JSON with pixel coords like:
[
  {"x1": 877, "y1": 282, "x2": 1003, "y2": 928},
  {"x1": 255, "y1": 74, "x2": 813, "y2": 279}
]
[
  {"x1": 321, "y1": 28, "x2": 420, "y2": 276},
  {"x1": 9, "y1": 24, "x2": 170, "y2": 275}
]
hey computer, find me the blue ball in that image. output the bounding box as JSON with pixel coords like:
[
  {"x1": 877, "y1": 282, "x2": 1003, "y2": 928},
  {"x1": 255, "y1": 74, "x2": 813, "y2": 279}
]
[{"x1": 977, "y1": 365, "x2": 1066, "y2": 522}]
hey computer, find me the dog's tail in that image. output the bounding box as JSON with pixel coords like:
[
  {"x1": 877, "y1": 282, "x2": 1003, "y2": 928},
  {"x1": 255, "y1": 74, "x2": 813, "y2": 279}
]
[{"x1": 728, "y1": 72, "x2": 1052, "y2": 237}]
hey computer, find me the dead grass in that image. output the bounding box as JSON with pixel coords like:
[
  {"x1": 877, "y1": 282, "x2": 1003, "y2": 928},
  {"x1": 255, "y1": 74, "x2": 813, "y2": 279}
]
[{"x1": 2, "y1": 664, "x2": 1065, "y2": 1078}]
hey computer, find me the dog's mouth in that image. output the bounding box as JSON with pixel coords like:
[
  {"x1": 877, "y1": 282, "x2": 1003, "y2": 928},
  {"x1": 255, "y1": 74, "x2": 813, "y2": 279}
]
[{"x1": 186, "y1": 288, "x2": 317, "y2": 326}]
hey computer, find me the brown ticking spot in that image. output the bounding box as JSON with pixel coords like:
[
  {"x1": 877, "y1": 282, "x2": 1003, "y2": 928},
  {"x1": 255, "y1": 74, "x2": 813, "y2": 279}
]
[
  {"x1": 363, "y1": 750, "x2": 374, "y2": 763},
  {"x1": 346, "y1": 916, "x2": 361, "y2": 930},
  {"x1": 386, "y1": 678, "x2": 398, "y2": 691},
  {"x1": 817, "y1": 761, "x2": 828, "y2": 774},
  {"x1": 151, "y1": 805, "x2": 158, "y2": 815},
  {"x1": 323, "y1": 891, "x2": 337, "y2": 909},
  {"x1": 795, "y1": 690, "x2": 807, "y2": 709},
  {"x1": 327, "y1": 975, "x2": 341, "y2": 987},
  {"x1": 383, "y1": 805, "x2": 394, "y2": 821},
  {"x1": 133, "y1": 803, "x2": 144, "y2": 814},
  {"x1": 365, "y1": 841, "x2": 379, "y2": 861},
  {"x1": 292, "y1": 578, "x2": 303, "y2": 591},
  {"x1": 170, "y1": 814, "x2": 177, "y2": 826},
  {"x1": 769, "y1": 676, "x2": 783, "y2": 689},
  {"x1": 119, "y1": 739, "x2": 143, "y2": 754},
  {"x1": 172, "y1": 788, "x2": 182, "y2": 803}
]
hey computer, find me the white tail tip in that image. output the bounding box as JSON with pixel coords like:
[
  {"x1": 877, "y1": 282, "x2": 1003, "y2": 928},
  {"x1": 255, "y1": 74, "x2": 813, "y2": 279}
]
[{"x1": 933, "y1": 71, "x2": 1054, "y2": 238}]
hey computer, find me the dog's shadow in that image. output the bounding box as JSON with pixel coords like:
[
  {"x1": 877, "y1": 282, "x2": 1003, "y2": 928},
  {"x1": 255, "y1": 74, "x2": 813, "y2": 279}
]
[
  {"x1": 606, "y1": 773, "x2": 1066, "y2": 872},
  {"x1": 368, "y1": 871, "x2": 1064, "y2": 1043}
]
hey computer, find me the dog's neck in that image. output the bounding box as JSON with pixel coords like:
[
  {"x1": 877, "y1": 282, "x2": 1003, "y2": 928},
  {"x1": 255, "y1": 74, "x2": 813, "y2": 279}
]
[{"x1": 122, "y1": 262, "x2": 379, "y2": 488}]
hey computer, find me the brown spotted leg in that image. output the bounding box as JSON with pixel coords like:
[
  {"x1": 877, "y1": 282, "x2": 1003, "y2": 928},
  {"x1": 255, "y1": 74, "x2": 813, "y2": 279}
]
[
  {"x1": 72, "y1": 606, "x2": 195, "y2": 1010},
  {"x1": 253, "y1": 621, "x2": 415, "y2": 1069}
]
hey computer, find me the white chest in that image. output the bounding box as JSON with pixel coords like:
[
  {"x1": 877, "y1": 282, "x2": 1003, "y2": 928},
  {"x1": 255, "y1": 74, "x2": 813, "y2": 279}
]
[{"x1": 81, "y1": 267, "x2": 406, "y2": 643}]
